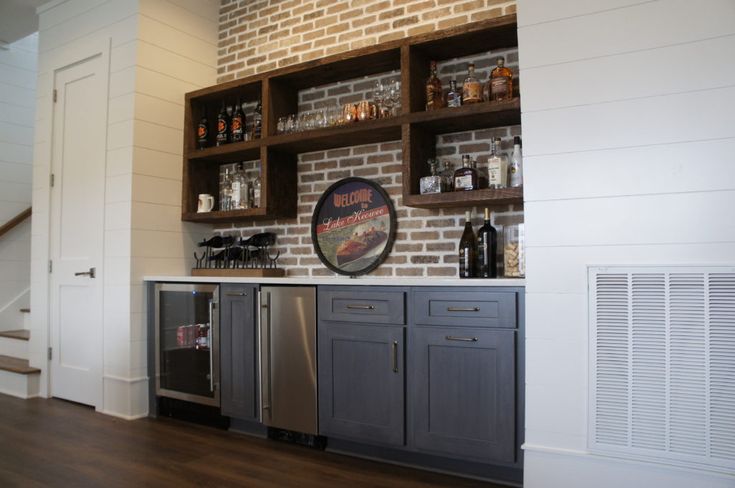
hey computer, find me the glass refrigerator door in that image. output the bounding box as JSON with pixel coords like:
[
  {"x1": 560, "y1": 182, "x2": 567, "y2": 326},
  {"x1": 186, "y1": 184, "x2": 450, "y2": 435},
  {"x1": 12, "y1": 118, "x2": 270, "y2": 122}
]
[{"x1": 156, "y1": 284, "x2": 219, "y2": 405}]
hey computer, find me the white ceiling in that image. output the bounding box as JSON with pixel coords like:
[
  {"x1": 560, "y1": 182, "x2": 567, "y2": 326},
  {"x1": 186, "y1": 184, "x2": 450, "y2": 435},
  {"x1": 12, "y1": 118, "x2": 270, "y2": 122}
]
[{"x1": 0, "y1": 0, "x2": 46, "y2": 45}]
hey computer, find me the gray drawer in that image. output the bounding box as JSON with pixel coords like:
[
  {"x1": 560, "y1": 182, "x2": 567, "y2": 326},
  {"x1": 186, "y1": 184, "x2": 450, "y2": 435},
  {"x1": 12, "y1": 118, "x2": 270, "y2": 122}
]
[
  {"x1": 413, "y1": 289, "x2": 516, "y2": 328},
  {"x1": 319, "y1": 288, "x2": 406, "y2": 325}
]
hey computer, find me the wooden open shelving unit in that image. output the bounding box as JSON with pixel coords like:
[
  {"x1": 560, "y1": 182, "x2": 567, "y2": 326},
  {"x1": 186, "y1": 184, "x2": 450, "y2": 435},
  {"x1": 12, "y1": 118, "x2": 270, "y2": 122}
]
[{"x1": 182, "y1": 14, "x2": 521, "y2": 223}]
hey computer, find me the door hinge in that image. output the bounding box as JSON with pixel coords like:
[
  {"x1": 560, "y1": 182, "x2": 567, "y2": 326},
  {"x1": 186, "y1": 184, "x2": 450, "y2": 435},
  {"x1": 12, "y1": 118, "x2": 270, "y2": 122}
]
[
  {"x1": 53, "y1": 89, "x2": 57, "y2": 103},
  {"x1": 48, "y1": 260, "x2": 53, "y2": 273},
  {"x1": 50, "y1": 173, "x2": 55, "y2": 188},
  {"x1": 48, "y1": 347, "x2": 52, "y2": 360}
]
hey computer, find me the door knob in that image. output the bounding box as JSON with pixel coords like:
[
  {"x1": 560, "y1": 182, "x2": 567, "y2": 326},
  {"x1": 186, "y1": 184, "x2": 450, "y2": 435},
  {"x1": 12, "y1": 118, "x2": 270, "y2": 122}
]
[{"x1": 74, "y1": 267, "x2": 96, "y2": 278}]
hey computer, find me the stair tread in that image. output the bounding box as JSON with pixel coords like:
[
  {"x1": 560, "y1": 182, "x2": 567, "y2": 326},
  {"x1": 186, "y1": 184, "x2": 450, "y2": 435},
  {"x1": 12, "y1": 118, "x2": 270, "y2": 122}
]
[
  {"x1": 19, "y1": 309, "x2": 30, "y2": 314},
  {"x1": 0, "y1": 330, "x2": 30, "y2": 341},
  {"x1": 0, "y1": 355, "x2": 39, "y2": 375}
]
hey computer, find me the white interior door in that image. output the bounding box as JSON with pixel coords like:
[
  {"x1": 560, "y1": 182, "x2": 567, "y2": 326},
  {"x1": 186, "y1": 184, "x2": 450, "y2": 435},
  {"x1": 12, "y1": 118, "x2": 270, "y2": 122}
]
[{"x1": 49, "y1": 53, "x2": 107, "y2": 408}]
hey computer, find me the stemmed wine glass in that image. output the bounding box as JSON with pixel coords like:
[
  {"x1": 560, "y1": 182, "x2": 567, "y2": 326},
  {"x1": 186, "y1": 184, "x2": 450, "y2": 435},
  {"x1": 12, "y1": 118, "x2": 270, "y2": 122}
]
[
  {"x1": 389, "y1": 80, "x2": 401, "y2": 116},
  {"x1": 373, "y1": 81, "x2": 386, "y2": 118}
]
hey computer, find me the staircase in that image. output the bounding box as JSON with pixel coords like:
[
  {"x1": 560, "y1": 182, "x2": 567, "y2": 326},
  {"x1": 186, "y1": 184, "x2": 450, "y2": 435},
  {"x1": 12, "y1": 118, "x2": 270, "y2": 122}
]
[{"x1": 0, "y1": 309, "x2": 39, "y2": 399}]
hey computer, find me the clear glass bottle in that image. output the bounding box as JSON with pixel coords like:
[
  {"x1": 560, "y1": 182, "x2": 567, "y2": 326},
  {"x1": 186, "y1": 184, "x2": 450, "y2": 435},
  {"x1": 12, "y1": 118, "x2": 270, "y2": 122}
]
[
  {"x1": 231, "y1": 163, "x2": 249, "y2": 209},
  {"x1": 252, "y1": 162, "x2": 262, "y2": 208},
  {"x1": 219, "y1": 167, "x2": 232, "y2": 211},
  {"x1": 489, "y1": 57, "x2": 513, "y2": 102},
  {"x1": 454, "y1": 155, "x2": 478, "y2": 191},
  {"x1": 458, "y1": 211, "x2": 477, "y2": 278},
  {"x1": 446, "y1": 79, "x2": 462, "y2": 108},
  {"x1": 462, "y1": 63, "x2": 482, "y2": 104},
  {"x1": 252, "y1": 99, "x2": 262, "y2": 139},
  {"x1": 503, "y1": 223, "x2": 525, "y2": 278},
  {"x1": 509, "y1": 136, "x2": 523, "y2": 187},
  {"x1": 425, "y1": 60, "x2": 445, "y2": 111},
  {"x1": 477, "y1": 208, "x2": 497, "y2": 278},
  {"x1": 420, "y1": 159, "x2": 443, "y2": 194},
  {"x1": 441, "y1": 161, "x2": 454, "y2": 191},
  {"x1": 487, "y1": 138, "x2": 509, "y2": 188}
]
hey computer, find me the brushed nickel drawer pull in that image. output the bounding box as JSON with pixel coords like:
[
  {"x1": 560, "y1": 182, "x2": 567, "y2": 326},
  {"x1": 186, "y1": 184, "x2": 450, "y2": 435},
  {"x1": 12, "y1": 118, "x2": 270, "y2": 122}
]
[
  {"x1": 225, "y1": 292, "x2": 247, "y2": 297},
  {"x1": 446, "y1": 336, "x2": 478, "y2": 342},
  {"x1": 447, "y1": 306, "x2": 480, "y2": 312},
  {"x1": 346, "y1": 304, "x2": 375, "y2": 310}
]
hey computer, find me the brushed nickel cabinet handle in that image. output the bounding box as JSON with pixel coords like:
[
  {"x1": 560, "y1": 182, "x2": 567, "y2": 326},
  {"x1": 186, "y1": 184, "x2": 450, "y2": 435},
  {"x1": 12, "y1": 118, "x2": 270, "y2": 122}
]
[
  {"x1": 224, "y1": 291, "x2": 247, "y2": 297},
  {"x1": 447, "y1": 306, "x2": 480, "y2": 312},
  {"x1": 347, "y1": 304, "x2": 375, "y2": 310},
  {"x1": 74, "y1": 267, "x2": 96, "y2": 278},
  {"x1": 446, "y1": 336, "x2": 478, "y2": 342},
  {"x1": 391, "y1": 341, "x2": 399, "y2": 373}
]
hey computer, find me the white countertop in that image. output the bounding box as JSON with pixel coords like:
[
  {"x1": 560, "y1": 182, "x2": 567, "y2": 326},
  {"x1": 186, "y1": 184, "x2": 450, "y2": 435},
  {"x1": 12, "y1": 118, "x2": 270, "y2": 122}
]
[{"x1": 143, "y1": 275, "x2": 525, "y2": 287}]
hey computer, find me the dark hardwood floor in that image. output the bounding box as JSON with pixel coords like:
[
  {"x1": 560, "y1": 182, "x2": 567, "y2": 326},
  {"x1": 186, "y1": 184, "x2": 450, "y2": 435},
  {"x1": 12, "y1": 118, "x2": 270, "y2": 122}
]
[{"x1": 0, "y1": 394, "x2": 504, "y2": 487}]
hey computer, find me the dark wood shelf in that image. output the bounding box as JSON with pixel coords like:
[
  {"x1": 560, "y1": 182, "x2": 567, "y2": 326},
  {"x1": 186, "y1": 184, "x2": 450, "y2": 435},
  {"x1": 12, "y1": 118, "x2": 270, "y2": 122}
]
[
  {"x1": 267, "y1": 116, "x2": 404, "y2": 154},
  {"x1": 187, "y1": 139, "x2": 262, "y2": 164},
  {"x1": 182, "y1": 208, "x2": 270, "y2": 223},
  {"x1": 403, "y1": 187, "x2": 524, "y2": 209},
  {"x1": 181, "y1": 14, "x2": 522, "y2": 222},
  {"x1": 407, "y1": 98, "x2": 521, "y2": 134}
]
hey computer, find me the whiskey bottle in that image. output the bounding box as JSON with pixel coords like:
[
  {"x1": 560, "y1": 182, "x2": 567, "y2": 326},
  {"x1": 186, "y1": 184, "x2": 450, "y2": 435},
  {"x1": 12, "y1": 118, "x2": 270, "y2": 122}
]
[
  {"x1": 462, "y1": 63, "x2": 482, "y2": 104},
  {"x1": 231, "y1": 99, "x2": 244, "y2": 143},
  {"x1": 446, "y1": 79, "x2": 462, "y2": 108},
  {"x1": 458, "y1": 211, "x2": 477, "y2": 279},
  {"x1": 196, "y1": 116, "x2": 208, "y2": 149},
  {"x1": 474, "y1": 156, "x2": 488, "y2": 189},
  {"x1": 453, "y1": 155, "x2": 478, "y2": 191},
  {"x1": 216, "y1": 101, "x2": 230, "y2": 146},
  {"x1": 425, "y1": 60, "x2": 445, "y2": 111},
  {"x1": 252, "y1": 99, "x2": 262, "y2": 139},
  {"x1": 489, "y1": 57, "x2": 513, "y2": 102},
  {"x1": 509, "y1": 136, "x2": 523, "y2": 187},
  {"x1": 487, "y1": 138, "x2": 509, "y2": 188},
  {"x1": 477, "y1": 208, "x2": 497, "y2": 278},
  {"x1": 440, "y1": 160, "x2": 454, "y2": 191}
]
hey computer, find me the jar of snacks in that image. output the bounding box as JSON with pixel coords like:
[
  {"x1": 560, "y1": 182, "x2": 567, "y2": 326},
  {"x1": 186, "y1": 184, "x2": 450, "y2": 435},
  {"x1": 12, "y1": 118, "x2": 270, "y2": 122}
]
[{"x1": 503, "y1": 223, "x2": 525, "y2": 278}]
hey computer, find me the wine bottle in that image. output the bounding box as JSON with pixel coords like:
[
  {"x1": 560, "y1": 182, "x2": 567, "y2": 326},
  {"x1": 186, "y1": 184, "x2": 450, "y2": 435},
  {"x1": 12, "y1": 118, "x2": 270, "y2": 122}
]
[
  {"x1": 477, "y1": 208, "x2": 497, "y2": 278},
  {"x1": 458, "y1": 211, "x2": 477, "y2": 278},
  {"x1": 231, "y1": 99, "x2": 244, "y2": 143},
  {"x1": 198, "y1": 235, "x2": 235, "y2": 248},
  {"x1": 216, "y1": 101, "x2": 230, "y2": 146}
]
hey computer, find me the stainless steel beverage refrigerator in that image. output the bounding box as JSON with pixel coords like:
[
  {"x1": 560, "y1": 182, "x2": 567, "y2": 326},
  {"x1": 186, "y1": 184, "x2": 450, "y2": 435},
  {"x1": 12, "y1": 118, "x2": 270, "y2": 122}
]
[{"x1": 154, "y1": 283, "x2": 220, "y2": 407}]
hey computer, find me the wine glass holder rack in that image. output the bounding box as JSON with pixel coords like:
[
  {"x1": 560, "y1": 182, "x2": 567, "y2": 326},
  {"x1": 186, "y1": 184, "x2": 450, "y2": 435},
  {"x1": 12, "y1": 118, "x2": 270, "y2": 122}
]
[{"x1": 182, "y1": 14, "x2": 522, "y2": 224}]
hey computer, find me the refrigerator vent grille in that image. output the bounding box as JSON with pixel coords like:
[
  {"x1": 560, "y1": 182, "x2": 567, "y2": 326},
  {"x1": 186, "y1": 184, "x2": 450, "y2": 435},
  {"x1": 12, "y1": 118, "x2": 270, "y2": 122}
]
[{"x1": 589, "y1": 266, "x2": 735, "y2": 471}]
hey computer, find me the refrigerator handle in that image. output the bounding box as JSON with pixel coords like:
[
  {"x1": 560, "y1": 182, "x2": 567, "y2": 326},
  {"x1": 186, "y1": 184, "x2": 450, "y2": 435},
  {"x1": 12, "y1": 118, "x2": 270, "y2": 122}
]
[
  {"x1": 260, "y1": 291, "x2": 272, "y2": 418},
  {"x1": 208, "y1": 298, "x2": 215, "y2": 392}
]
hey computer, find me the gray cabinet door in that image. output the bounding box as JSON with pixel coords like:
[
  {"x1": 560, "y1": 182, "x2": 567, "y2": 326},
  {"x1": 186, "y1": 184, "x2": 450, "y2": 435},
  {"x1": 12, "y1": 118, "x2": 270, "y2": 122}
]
[
  {"x1": 411, "y1": 327, "x2": 515, "y2": 463},
  {"x1": 319, "y1": 322, "x2": 404, "y2": 446},
  {"x1": 220, "y1": 284, "x2": 258, "y2": 420}
]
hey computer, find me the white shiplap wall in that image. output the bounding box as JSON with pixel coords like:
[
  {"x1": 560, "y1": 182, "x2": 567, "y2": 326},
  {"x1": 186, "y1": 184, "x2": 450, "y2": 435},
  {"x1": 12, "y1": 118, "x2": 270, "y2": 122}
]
[
  {"x1": 31, "y1": 0, "x2": 217, "y2": 418},
  {"x1": 517, "y1": 0, "x2": 735, "y2": 486},
  {"x1": 0, "y1": 33, "x2": 36, "y2": 330}
]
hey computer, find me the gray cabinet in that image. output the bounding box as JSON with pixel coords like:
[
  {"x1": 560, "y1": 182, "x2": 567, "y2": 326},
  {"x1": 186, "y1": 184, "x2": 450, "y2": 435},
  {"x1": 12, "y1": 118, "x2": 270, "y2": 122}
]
[
  {"x1": 411, "y1": 326, "x2": 516, "y2": 464},
  {"x1": 220, "y1": 284, "x2": 258, "y2": 420},
  {"x1": 318, "y1": 322, "x2": 405, "y2": 446}
]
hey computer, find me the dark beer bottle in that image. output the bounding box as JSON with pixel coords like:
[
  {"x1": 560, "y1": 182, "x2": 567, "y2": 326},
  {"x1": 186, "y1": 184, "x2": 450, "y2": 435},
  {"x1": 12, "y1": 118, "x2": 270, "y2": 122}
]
[
  {"x1": 216, "y1": 101, "x2": 229, "y2": 146},
  {"x1": 196, "y1": 116, "x2": 208, "y2": 149},
  {"x1": 231, "y1": 99, "x2": 244, "y2": 143}
]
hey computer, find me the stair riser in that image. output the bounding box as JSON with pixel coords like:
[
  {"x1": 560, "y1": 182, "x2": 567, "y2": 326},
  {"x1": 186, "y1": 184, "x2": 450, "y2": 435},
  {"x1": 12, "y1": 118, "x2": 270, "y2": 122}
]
[
  {"x1": 0, "y1": 337, "x2": 28, "y2": 359},
  {"x1": 0, "y1": 369, "x2": 39, "y2": 399}
]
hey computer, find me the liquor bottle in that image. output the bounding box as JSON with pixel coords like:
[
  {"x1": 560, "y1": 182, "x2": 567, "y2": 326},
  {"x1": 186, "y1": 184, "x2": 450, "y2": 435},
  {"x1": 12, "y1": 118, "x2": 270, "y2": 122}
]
[
  {"x1": 252, "y1": 99, "x2": 262, "y2": 139},
  {"x1": 489, "y1": 57, "x2": 513, "y2": 102},
  {"x1": 487, "y1": 138, "x2": 509, "y2": 188},
  {"x1": 252, "y1": 163, "x2": 262, "y2": 208},
  {"x1": 458, "y1": 211, "x2": 477, "y2": 279},
  {"x1": 196, "y1": 116, "x2": 208, "y2": 149},
  {"x1": 474, "y1": 156, "x2": 488, "y2": 189},
  {"x1": 509, "y1": 136, "x2": 523, "y2": 187},
  {"x1": 231, "y1": 163, "x2": 249, "y2": 209},
  {"x1": 219, "y1": 167, "x2": 232, "y2": 210},
  {"x1": 462, "y1": 63, "x2": 482, "y2": 104},
  {"x1": 441, "y1": 161, "x2": 454, "y2": 191},
  {"x1": 425, "y1": 60, "x2": 445, "y2": 111},
  {"x1": 446, "y1": 79, "x2": 462, "y2": 108},
  {"x1": 231, "y1": 99, "x2": 244, "y2": 143},
  {"x1": 453, "y1": 154, "x2": 478, "y2": 191},
  {"x1": 476, "y1": 208, "x2": 497, "y2": 278},
  {"x1": 419, "y1": 159, "x2": 443, "y2": 194},
  {"x1": 216, "y1": 101, "x2": 230, "y2": 146}
]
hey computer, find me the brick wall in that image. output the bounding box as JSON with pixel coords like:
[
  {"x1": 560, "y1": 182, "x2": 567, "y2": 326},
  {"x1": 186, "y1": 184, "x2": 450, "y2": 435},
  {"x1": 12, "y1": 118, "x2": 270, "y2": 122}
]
[{"x1": 215, "y1": 0, "x2": 522, "y2": 277}]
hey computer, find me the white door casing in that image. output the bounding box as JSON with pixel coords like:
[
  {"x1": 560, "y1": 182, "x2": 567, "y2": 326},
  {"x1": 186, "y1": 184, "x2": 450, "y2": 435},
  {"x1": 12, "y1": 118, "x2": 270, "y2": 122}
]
[{"x1": 48, "y1": 49, "x2": 109, "y2": 408}]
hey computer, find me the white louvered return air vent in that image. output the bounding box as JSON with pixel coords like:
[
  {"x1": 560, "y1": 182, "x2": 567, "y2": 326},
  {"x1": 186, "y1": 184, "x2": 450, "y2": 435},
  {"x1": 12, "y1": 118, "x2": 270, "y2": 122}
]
[{"x1": 589, "y1": 266, "x2": 735, "y2": 471}]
